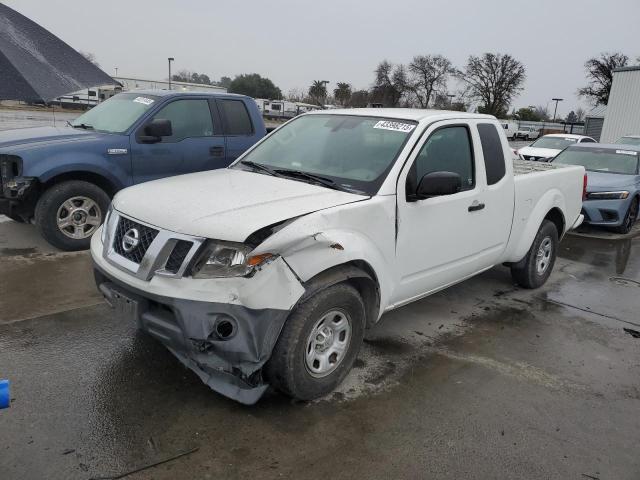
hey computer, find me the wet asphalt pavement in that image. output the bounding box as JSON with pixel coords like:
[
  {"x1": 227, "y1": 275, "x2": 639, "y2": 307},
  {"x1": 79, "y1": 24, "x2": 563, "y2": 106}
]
[{"x1": 1, "y1": 217, "x2": 639, "y2": 480}]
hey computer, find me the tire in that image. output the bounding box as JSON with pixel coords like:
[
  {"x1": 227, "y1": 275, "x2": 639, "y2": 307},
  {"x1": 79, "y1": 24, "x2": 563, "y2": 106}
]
[
  {"x1": 511, "y1": 219, "x2": 558, "y2": 289},
  {"x1": 611, "y1": 197, "x2": 638, "y2": 235},
  {"x1": 35, "y1": 180, "x2": 110, "y2": 251},
  {"x1": 265, "y1": 283, "x2": 366, "y2": 401}
]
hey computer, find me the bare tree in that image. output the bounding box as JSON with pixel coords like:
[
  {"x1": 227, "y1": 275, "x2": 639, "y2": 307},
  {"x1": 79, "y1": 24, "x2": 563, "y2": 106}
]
[
  {"x1": 286, "y1": 88, "x2": 305, "y2": 102},
  {"x1": 578, "y1": 52, "x2": 628, "y2": 105},
  {"x1": 407, "y1": 55, "x2": 453, "y2": 108},
  {"x1": 79, "y1": 51, "x2": 100, "y2": 68},
  {"x1": 456, "y1": 53, "x2": 526, "y2": 117},
  {"x1": 371, "y1": 61, "x2": 407, "y2": 107},
  {"x1": 534, "y1": 105, "x2": 550, "y2": 121},
  {"x1": 575, "y1": 107, "x2": 585, "y2": 122}
]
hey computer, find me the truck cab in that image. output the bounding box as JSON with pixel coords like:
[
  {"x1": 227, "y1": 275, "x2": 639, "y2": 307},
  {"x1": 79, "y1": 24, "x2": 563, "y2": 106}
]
[{"x1": 0, "y1": 90, "x2": 266, "y2": 250}]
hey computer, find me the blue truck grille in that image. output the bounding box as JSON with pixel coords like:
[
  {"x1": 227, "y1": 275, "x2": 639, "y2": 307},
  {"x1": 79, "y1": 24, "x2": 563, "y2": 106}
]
[{"x1": 113, "y1": 217, "x2": 158, "y2": 264}]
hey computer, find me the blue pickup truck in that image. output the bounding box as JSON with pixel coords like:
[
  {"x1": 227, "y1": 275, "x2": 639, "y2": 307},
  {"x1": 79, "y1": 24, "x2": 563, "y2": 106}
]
[{"x1": 0, "y1": 90, "x2": 266, "y2": 250}]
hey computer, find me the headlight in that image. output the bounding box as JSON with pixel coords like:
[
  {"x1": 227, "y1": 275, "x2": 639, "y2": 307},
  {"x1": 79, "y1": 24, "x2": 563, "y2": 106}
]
[
  {"x1": 586, "y1": 191, "x2": 629, "y2": 200},
  {"x1": 191, "y1": 240, "x2": 273, "y2": 278}
]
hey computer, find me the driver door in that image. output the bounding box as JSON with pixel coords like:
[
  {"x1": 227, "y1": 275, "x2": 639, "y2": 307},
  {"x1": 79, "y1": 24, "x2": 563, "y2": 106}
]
[{"x1": 391, "y1": 121, "x2": 494, "y2": 306}]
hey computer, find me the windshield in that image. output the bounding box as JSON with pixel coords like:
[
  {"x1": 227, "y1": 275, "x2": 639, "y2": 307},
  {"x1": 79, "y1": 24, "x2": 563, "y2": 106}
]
[
  {"x1": 70, "y1": 93, "x2": 159, "y2": 133},
  {"x1": 617, "y1": 136, "x2": 640, "y2": 146},
  {"x1": 553, "y1": 147, "x2": 639, "y2": 175},
  {"x1": 233, "y1": 114, "x2": 416, "y2": 194},
  {"x1": 530, "y1": 136, "x2": 577, "y2": 149}
]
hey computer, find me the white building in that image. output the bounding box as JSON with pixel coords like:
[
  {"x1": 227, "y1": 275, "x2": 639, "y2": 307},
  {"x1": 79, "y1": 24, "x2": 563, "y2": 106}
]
[{"x1": 600, "y1": 66, "x2": 640, "y2": 143}]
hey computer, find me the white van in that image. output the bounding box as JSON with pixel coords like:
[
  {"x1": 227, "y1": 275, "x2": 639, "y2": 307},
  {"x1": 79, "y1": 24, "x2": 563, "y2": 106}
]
[{"x1": 500, "y1": 121, "x2": 518, "y2": 140}]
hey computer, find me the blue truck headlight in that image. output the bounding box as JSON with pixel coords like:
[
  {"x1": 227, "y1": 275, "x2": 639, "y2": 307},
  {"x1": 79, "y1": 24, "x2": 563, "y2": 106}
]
[{"x1": 586, "y1": 191, "x2": 629, "y2": 200}]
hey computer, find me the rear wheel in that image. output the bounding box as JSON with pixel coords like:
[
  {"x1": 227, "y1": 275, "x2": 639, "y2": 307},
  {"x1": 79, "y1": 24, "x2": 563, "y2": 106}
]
[
  {"x1": 265, "y1": 283, "x2": 365, "y2": 401},
  {"x1": 35, "y1": 180, "x2": 110, "y2": 251},
  {"x1": 511, "y1": 220, "x2": 558, "y2": 289},
  {"x1": 611, "y1": 197, "x2": 638, "y2": 235}
]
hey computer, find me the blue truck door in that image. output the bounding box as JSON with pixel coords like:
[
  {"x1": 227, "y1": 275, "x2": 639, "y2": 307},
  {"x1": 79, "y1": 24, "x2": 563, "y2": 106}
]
[
  {"x1": 216, "y1": 98, "x2": 258, "y2": 164},
  {"x1": 130, "y1": 98, "x2": 225, "y2": 183}
]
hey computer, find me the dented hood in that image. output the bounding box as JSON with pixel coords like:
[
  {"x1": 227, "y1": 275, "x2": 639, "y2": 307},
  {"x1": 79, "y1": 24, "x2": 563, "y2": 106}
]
[{"x1": 113, "y1": 168, "x2": 366, "y2": 242}]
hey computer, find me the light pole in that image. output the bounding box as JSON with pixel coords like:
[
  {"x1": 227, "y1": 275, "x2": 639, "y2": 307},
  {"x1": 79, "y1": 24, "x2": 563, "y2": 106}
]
[
  {"x1": 114, "y1": 67, "x2": 118, "y2": 77},
  {"x1": 320, "y1": 80, "x2": 329, "y2": 108},
  {"x1": 168, "y1": 57, "x2": 174, "y2": 90},
  {"x1": 551, "y1": 98, "x2": 563, "y2": 122}
]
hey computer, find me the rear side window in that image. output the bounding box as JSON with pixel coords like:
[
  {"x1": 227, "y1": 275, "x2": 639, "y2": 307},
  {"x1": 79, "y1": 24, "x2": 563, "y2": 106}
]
[
  {"x1": 219, "y1": 99, "x2": 253, "y2": 135},
  {"x1": 478, "y1": 123, "x2": 506, "y2": 185}
]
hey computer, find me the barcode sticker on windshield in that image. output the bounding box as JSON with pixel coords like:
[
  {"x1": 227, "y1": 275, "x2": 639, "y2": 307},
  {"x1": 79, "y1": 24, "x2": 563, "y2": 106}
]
[
  {"x1": 616, "y1": 149, "x2": 637, "y2": 156},
  {"x1": 133, "y1": 96, "x2": 154, "y2": 105},
  {"x1": 373, "y1": 121, "x2": 415, "y2": 133}
]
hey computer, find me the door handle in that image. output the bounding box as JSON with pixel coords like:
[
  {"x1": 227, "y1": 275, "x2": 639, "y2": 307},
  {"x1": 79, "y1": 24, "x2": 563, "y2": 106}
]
[
  {"x1": 209, "y1": 146, "x2": 224, "y2": 157},
  {"x1": 468, "y1": 202, "x2": 485, "y2": 212}
]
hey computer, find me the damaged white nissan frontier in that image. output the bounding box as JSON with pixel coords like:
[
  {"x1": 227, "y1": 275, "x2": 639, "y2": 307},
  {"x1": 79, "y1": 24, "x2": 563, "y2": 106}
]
[{"x1": 92, "y1": 109, "x2": 586, "y2": 404}]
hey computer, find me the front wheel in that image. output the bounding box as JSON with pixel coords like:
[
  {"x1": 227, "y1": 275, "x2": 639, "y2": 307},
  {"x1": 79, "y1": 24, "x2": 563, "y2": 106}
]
[
  {"x1": 611, "y1": 197, "x2": 638, "y2": 235},
  {"x1": 35, "y1": 180, "x2": 110, "y2": 251},
  {"x1": 511, "y1": 220, "x2": 558, "y2": 289},
  {"x1": 265, "y1": 283, "x2": 365, "y2": 401}
]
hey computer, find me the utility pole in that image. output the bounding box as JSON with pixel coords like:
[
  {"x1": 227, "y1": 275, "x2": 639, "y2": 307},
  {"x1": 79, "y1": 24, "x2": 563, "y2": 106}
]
[
  {"x1": 551, "y1": 98, "x2": 563, "y2": 122},
  {"x1": 168, "y1": 57, "x2": 174, "y2": 90},
  {"x1": 114, "y1": 67, "x2": 118, "y2": 77}
]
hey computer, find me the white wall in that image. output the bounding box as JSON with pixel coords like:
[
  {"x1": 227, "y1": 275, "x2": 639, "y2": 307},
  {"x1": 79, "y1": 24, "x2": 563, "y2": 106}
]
[{"x1": 600, "y1": 68, "x2": 640, "y2": 143}]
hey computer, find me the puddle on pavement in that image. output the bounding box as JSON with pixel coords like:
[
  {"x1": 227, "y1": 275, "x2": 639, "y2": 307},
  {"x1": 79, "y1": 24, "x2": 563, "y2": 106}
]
[{"x1": 560, "y1": 232, "x2": 639, "y2": 277}]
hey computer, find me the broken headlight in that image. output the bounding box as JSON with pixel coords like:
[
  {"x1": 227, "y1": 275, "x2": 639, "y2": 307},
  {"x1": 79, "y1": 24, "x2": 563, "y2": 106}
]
[{"x1": 191, "y1": 240, "x2": 273, "y2": 278}]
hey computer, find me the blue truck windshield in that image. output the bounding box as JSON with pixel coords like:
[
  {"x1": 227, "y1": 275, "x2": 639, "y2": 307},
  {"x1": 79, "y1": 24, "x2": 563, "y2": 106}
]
[{"x1": 70, "y1": 93, "x2": 159, "y2": 134}]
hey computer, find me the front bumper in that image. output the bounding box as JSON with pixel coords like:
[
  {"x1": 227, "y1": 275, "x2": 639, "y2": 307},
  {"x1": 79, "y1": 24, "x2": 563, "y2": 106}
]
[
  {"x1": 581, "y1": 197, "x2": 632, "y2": 227},
  {"x1": 91, "y1": 230, "x2": 305, "y2": 404}
]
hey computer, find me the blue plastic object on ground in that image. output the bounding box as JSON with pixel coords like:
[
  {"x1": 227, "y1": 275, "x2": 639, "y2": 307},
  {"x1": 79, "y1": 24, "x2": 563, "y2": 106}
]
[{"x1": 0, "y1": 379, "x2": 10, "y2": 408}]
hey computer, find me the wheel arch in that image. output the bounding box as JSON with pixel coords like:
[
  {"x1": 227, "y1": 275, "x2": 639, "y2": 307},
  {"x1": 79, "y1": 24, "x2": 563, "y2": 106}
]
[
  {"x1": 297, "y1": 261, "x2": 381, "y2": 328},
  {"x1": 40, "y1": 171, "x2": 119, "y2": 197}
]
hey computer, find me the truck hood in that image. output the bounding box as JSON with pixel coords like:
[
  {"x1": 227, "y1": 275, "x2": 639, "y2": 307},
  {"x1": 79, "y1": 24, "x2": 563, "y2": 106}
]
[
  {"x1": 517, "y1": 146, "x2": 561, "y2": 159},
  {"x1": 586, "y1": 170, "x2": 638, "y2": 191},
  {"x1": 113, "y1": 169, "x2": 368, "y2": 242},
  {"x1": 0, "y1": 126, "x2": 101, "y2": 151}
]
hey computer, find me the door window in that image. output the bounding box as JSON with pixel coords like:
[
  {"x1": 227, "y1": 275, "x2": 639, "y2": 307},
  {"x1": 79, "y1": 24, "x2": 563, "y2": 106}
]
[
  {"x1": 149, "y1": 99, "x2": 214, "y2": 142},
  {"x1": 477, "y1": 123, "x2": 506, "y2": 185},
  {"x1": 408, "y1": 126, "x2": 475, "y2": 195},
  {"x1": 219, "y1": 99, "x2": 254, "y2": 135}
]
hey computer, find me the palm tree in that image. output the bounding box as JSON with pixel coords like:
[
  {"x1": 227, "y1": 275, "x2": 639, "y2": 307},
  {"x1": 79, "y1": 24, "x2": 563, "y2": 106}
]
[
  {"x1": 309, "y1": 80, "x2": 328, "y2": 107},
  {"x1": 333, "y1": 82, "x2": 352, "y2": 106}
]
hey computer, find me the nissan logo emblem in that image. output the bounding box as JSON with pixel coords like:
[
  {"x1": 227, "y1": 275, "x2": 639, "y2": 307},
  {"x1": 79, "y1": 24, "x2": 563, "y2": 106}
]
[{"x1": 122, "y1": 228, "x2": 140, "y2": 253}]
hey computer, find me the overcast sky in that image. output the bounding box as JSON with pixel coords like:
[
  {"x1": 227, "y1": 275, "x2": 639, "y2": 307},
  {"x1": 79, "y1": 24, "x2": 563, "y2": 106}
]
[{"x1": 6, "y1": 0, "x2": 640, "y2": 116}]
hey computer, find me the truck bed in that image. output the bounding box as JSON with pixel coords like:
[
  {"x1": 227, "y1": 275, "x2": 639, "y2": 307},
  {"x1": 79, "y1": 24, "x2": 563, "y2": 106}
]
[{"x1": 513, "y1": 159, "x2": 567, "y2": 175}]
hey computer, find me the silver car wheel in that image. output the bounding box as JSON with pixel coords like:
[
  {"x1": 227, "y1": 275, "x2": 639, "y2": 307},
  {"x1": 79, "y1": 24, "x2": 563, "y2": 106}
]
[
  {"x1": 56, "y1": 196, "x2": 102, "y2": 239},
  {"x1": 305, "y1": 309, "x2": 352, "y2": 378},
  {"x1": 535, "y1": 236, "x2": 553, "y2": 275}
]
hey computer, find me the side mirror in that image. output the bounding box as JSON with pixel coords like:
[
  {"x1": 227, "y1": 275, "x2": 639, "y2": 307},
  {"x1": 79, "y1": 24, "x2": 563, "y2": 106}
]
[
  {"x1": 415, "y1": 171, "x2": 462, "y2": 199},
  {"x1": 140, "y1": 119, "x2": 172, "y2": 143}
]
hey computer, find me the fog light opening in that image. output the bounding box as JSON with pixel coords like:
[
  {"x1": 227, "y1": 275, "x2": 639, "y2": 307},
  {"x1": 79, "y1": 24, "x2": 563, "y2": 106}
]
[{"x1": 215, "y1": 319, "x2": 235, "y2": 340}]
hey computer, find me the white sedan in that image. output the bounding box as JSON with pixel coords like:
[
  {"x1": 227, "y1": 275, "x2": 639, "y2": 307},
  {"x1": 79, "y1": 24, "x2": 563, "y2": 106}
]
[{"x1": 518, "y1": 134, "x2": 597, "y2": 161}]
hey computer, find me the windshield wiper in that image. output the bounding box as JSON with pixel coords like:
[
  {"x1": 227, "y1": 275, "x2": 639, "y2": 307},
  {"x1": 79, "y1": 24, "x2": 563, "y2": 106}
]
[
  {"x1": 273, "y1": 168, "x2": 346, "y2": 191},
  {"x1": 239, "y1": 160, "x2": 277, "y2": 176},
  {"x1": 71, "y1": 123, "x2": 94, "y2": 130}
]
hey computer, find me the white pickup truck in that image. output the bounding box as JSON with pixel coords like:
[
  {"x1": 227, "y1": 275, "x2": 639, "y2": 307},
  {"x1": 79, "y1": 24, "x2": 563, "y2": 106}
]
[{"x1": 91, "y1": 109, "x2": 586, "y2": 404}]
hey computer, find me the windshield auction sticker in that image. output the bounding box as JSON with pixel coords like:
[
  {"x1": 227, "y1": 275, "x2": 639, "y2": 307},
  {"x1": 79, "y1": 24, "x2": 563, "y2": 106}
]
[
  {"x1": 373, "y1": 120, "x2": 416, "y2": 133},
  {"x1": 133, "y1": 96, "x2": 155, "y2": 106}
]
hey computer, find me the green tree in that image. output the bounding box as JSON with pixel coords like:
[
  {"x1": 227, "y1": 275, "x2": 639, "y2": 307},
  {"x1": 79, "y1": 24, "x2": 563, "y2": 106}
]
[
  {"x1": 457, "y1": 53, "x2": 526, "y2": 117},
  {"x1": 349, "y1": 90, "x2": 369, "y2": 107},
  {"x1": 578, "y1": 52, "x2": 628, "y2": 105},
  {"x1": 309, "y1": 80, "x2": 328, "y2": 106},
  {"x1": 565, "y1": 111, "x2": 578, "y2": 123},
  {"x1": 218, "y1": 76, "x2": 232, "y2": 88},
  {"x1": 514, "y1": 107, "x2": 542, "y2": 121},
  {"x1": 333, "y1": 82, "x2": 352, "y2": 106},
  {"x1": 228, "y1": 73, "x2": 282, "y2": 99}
]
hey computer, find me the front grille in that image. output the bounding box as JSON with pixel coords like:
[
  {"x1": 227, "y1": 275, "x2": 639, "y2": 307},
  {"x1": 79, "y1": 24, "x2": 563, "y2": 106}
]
[
  {"x1": 164, "y1": 240, "x2": 193, "y2": 273},
  {"x1": 113, "y1": 216, "x2": 159, "y2": 263}
]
